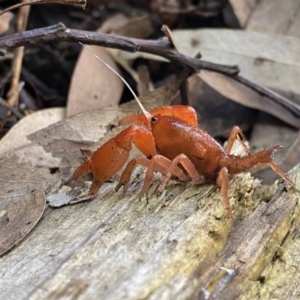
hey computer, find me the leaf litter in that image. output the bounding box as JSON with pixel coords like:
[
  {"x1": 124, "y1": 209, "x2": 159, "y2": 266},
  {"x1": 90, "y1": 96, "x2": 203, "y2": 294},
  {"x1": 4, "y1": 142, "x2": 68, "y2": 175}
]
[
  {"x1": 0, "y1": 190, "x2": 46, "y2": 256},
  {"x1": 0, "y1": 3, "x2": 300, "y2": 259},
  {"x1": 66, "y1": 14, "x2": 128, "y2": 116}
]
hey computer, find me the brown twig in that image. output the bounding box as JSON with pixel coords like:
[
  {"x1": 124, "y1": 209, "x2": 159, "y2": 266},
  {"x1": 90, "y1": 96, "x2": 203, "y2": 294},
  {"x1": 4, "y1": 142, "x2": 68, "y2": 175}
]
[
  {"x1": 0, "y1": 97, "x2": 23, "y2": 119},
  {"x1": 0, "y1": 23, "x2": 238, "y2": 75},
  {"x1": 161, "y1": 25, "x2": 178, "y2": 51},
  {"x1": 161, "y1": 24, "x2": 190, "y2": 105},
  {"x1": 0, "y1": 23, "x2": 299, "y2": 117},
  {"x1": 234, "y1": 75, "x2": 300, "y2": 118},
  {"x1": 0, "y1": 0, "x2": 86, "y2": 17},
  {"x1": 7, "y1": 1, "x2": 31, "y2": 107}
]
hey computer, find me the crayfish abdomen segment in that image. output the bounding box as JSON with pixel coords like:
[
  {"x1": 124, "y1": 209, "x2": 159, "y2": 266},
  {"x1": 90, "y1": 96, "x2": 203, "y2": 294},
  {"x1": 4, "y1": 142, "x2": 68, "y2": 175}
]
[
  {"x1": 221, "y1": 145, "x2": 294, "y2": 188},
  {"x1": 222, "y1": 145, "x2": 281, "y2": 175}
]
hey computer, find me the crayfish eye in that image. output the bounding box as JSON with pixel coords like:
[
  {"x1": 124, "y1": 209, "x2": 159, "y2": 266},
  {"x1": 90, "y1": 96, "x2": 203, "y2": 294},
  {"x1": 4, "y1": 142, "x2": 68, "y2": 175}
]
[{"x1": 151, "y1": 116, "x2": 158, "y2": 123}]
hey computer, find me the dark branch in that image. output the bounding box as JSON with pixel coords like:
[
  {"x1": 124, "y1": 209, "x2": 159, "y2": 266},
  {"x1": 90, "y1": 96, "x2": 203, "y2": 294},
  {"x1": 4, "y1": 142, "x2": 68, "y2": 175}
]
[
  {"x1": 0, "y1": 23, "x2": 238, "y2": 75},
  {"x1": 0, "y1": 0, "x2": 86, "y2": 17},
  {"x1": 0, "y1": 23, "x2": 299, "y2": 117},
  {"x1": 235, "y1": 75, "x2": 300, "y2": 118}
]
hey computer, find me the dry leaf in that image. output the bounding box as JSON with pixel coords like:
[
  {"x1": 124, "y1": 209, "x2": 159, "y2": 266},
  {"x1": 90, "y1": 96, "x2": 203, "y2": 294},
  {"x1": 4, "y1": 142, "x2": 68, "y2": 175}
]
[
  {"x1": 0, "y1": 11, "x2": 13, "y2": 35},
  {"x1": 250, "y1": 115, "x2": 298, "y2": 162},
  {"x1": 248, "y1": 113, "x2": 298, "y2": 184},
  {"x1": 115, "y1": 29, "x2": 300, "y2": 128},
  {"x1": 186, "y1": 74, "x2": 257, "y2": 137},
  {"x1": 66, "y1": 46, "x2": 123, "y2": 117},
  {"x1": 8, "y1": 143, "x2": 61, "y2": 168},
  {"x1": 0, "y1": 150, "x2": 62, "y2": 257},
  {"x1": 0, "y1": 152, "x2": 61, "y2": 209},
  {"x1": 246, "y1": 0, "x2": 300, "y2": 37},
  {"x1": 280, "y1": 133, "x2": 300, "y2": 172},
  {"x1": 66, "y1": 14, "x2": 128, "y2": 117},
  {"x1": 108, "y1": 14, "x2": 158, "y2": 89},
  {"x1": 115, "y1": 14, "x2": 157, "y2": 39},
  {"x1": 0, "y1": 190, "x2": 46, "y2": 257},
  {"x1": 136, "y1": 64, "x2": 153, "y2": 95},
  {"x1": 197, "y1": 70, "x2": 300, "y2": 128},
  {"x1": 0, "y1": 107, "x2": 65, "y2": 156},
  {"x1": 122, "y1": 29, "x2": 300, "y2": 101},
  {"x1": 172, "y1": 29, "x2": 300, "y2": 98}
]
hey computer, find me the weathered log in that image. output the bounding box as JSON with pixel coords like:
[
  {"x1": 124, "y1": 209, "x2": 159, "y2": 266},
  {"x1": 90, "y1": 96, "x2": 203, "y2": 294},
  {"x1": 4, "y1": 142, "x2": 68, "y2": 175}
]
[{"x1": 0, "y1": 165, "x2": 299, "y2": 299}]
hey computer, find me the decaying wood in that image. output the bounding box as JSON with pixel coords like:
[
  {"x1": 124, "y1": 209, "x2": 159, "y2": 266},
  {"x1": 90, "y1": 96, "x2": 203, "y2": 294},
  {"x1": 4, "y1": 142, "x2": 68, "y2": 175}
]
[{"x1": 0, "y1": 158, "x2": 299, "y2": 299}]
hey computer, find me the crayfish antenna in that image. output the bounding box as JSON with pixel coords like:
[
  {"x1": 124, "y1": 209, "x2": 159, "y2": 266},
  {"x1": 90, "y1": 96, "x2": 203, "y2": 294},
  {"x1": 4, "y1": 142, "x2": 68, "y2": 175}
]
[{"x1": 79, "y1": 43, "x2": 152, "y2": 122}]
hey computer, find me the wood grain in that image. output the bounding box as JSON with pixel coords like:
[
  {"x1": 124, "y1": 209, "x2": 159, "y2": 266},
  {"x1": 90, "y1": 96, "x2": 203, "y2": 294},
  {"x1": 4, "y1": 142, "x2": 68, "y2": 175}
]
[{"x1": 0, "y1": 167, "x2": 298, "y2": 299}]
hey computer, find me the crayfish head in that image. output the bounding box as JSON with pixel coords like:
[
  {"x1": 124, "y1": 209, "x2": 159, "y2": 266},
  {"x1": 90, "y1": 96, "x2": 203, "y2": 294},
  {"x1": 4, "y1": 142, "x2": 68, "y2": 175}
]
[
  {"x1": 149, "y1": 114, "x2": 161, "y2": 130},
  {"x1": 150, "y1": 114, "x2": 180, "y2": 131},
  {"x1": 150, "y1": 114, "x2": 176, "y2": 138}
]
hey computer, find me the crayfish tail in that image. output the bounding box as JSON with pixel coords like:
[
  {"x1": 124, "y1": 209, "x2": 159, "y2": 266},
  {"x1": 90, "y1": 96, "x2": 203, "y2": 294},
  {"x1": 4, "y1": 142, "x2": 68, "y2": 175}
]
[
  {"x1": 252, "y1": 145, "x2": 282, "y2": 164},
  {"x1": 225, "y1": 145, "x2": 282, "y2": 175},
  {"x1": 73, "y1": 160, "x2": 90, "y2": 180},
  {"x1": 224, "y1": 145, "x2": 294, "y2": 188},
  {"x1": 255, "y1": 146, "x2": 294, "y2": 188}
]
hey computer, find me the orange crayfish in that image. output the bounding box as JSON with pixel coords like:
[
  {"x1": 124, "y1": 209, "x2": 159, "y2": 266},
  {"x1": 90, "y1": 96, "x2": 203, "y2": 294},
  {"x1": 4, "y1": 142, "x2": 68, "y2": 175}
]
[
  {"x1": 73, "y1": 99, "x2": 294, "y2": 217},
  {"x1": 73, "y1": 48, "x2": 294, "y2": 217}
]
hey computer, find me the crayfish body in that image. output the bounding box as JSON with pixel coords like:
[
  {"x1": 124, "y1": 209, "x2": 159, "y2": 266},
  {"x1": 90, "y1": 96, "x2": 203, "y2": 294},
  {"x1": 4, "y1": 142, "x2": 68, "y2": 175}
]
[{"x1": 73, "y1": 105, "x2": 294, "y2": 217}]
